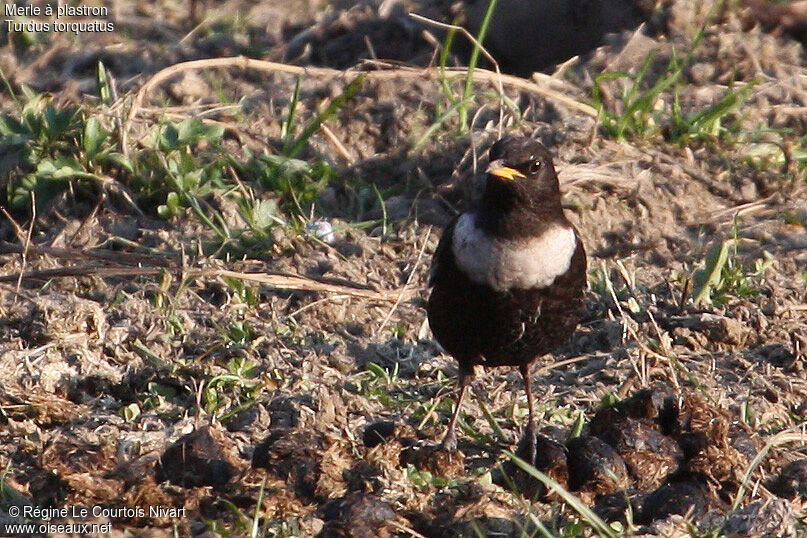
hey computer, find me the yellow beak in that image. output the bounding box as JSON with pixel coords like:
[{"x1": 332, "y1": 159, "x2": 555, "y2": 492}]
[{"x1": 488, "y1": 166, "x2": 526, "y2": 180}]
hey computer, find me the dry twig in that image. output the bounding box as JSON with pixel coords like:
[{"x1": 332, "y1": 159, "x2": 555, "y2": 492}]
[
  {"x1": 0, "y1": 263, "x2": 415, "y2": 302},
  {"x1": 122, "y1": 56, "x2": 597, "y2": 151}
]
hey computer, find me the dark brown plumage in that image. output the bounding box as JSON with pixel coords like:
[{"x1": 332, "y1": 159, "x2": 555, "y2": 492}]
[{"x1": 427, "y1": 136, "x2": 587, "y2": 451}]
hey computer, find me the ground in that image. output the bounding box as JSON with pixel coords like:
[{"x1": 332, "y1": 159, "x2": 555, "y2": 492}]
[{"x1": 1, "y1": 0, "x2": 807, "y2": 536}]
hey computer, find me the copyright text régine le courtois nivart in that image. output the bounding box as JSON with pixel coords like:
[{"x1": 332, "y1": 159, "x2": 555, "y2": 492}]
[{"x1": 16, "y1": 504, "x2": 187, "y2": 519}]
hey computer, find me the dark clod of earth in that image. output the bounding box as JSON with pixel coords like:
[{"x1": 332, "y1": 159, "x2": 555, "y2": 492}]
[
  {"x1": 155, "y1": 425, "x2": 240, "y2": 489},
  {"x1": 363, "y1": 420, "x2": 398, "y2": 448},
  {"x1": 492, "y1": 384, "x2": 791, "y2": 529},
  {"x1": 318, "y1": 492, "x2": 397, "y2": 538},
  {"x1": 252, "y1": 429, "x2": 326, "y2": 501},
  {"x1": 769, "y1": 459, "x2": 807, "y2": 500}
]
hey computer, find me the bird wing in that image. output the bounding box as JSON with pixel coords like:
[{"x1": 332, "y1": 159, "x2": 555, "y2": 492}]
[{"x1": 428, "y1": 216, "x2": 459, "y2": 288}]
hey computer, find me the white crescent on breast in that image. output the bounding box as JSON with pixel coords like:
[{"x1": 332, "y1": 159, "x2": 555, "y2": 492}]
[{"x1": 451, "y1": 212, "x2": 577, "y2": 292}]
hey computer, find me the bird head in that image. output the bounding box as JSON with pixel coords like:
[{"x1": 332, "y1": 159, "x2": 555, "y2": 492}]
[{"x1": 484, "y1": 136, "x2": 561, "y2": 210}]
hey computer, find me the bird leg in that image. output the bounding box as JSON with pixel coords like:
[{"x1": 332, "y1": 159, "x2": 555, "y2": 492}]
[
  {"x1": 441, "y1": 368, "x2": 471, "y2": 451},
  {"x1": 520, "y1": 363, "x2": 537, "y2": 462}
]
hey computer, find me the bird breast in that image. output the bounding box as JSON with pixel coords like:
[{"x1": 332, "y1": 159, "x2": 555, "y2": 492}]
[{"x1": 451, "y1": 213, "x2": 577, "y2": 292}]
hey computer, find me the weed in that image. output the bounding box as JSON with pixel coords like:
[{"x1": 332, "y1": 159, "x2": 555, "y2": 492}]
[
  {"x1": 205, "y1": 497, "x2": 258, "y2": 536},
  {"x1": 458, "y1": 0, "x2": 498, "y2": 132},
  {"x1": 506, "y1": 452, "x2": 619, "y2": 538},
  {"x1": 743, "y1": 132, "x2": 807, "y2": 173},
  {"x1": 589, "y1": 264, "x2": 628, "y2": 304},
  {"x1": 365, "y1": 361, "x2": 400, "y2": 386},
  {"x1": 405, "y1": 464, "x2": 451, "y2": 488},
  {"x1": 259, "y1": 519, "x2": 302, "y2": 538},
  {"x1": 144, "y1": 381, "x2": 182, "y2": 413},
  {"x1": 222, "y1": 276, "x2": 261, "y2": 307},
  {"x1": 415, "y1": 0, "x2": 515, "y2": 149},
  {"x1": 591, "y1": 11, "x2": 752, "y2": 145},
  {"x1": 668, "y1": 81, "x2": 757, "y2": 144},
  {"x1": 95, "y1": 61, "x2": 113, "y2": 106},
  {"x1": 691, "y1": 236, "x2": 773, "y2": 307},
  {"x1": 1, "y1": 70, "x2": 366, "y2": 262},
  {"x1": 284, "y1": 75, "x2": 365, "y2": 158},
  {"x1": 360, "y1": 362, "x2": 408, "y2": 408},
  {"x1": 233, "y1": 151, "x2": 335, "y2": 218},
  {"x1": 592, "y1": 48, "x2": 671, "y2": 141},
  {"x1": 412, "y1": 94, "x2": 475, "y2": 152},
  {"x1": 250, "y1": 477, "x2": 268, "y2": 538},
  {"x1": 223, "y1": 321, "x2": 257, "y2": 347},
  {"x1": 227, "y1": 75, "x2": 364, "y2": 227},
  {"x1": 142, "y1": 117, "x2": 228, "y2": 229},
  {"x1": 204, "y1": 357, "x2": 261, "y2": 419},
  {"x1": 0, "y1": 87, "x2": 131, "y2": 214}
]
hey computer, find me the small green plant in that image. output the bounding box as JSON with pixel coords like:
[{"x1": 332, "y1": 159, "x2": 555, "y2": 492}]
[
  {"x1": 414, "y1": 0, "x2": 518, "y2": 150},
  {"x1": 668, "y1": 81, "x2": 757, "y2": 144},
  {"x1": 691, "y1": 237, "x2": 774, "y2": 307},
  {"x1": 1, "y1": 66, "x2": 371, "y2": 261},
  {"x1": 366, "y1": 361, "x2": 401, "y2": 386},
  {"x1": 234, "y1": 151, "x2": 335, "y2": 218},
  {"x1": 285, "y1": 75, "x2": 365, "y2": 159},
  {"x1": 143, "y1": 381, "x2": 181, "y2": 413},
  {"x1": 223, "y1": 321, "x2": 257, "y2": 347},
  {"x1": 591, "y1": 13, "x2": 749, "y2": 144},
  {"x1": 222, "y1": 277, "x2": 261, "y2": 307},
  {"x1": 592, "y1": 48, "x2": 683, "y2": 141},
  {"x1": 204, "y1": 357, "x2": 260, "y2": 419},
  {"x1": 229, "y1": 75, "x2": 364, "y2": 223},
  {"x1": 742, "y1": 132, "x2": 807, "y2": 173},
  {"x1": 405, "y1": 464, "x2": 450, "y2": 489},
  {"x1": 143, "y1": 117, "x2": 227, "y2": 226},
  {"x1": 0, "y1": 87, "x2": 131, "y2": 214}
]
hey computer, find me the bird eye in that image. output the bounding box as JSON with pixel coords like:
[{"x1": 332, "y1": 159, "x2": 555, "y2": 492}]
[{"x1": 526, "y1": 159, "x2": 542, "y2": 174}]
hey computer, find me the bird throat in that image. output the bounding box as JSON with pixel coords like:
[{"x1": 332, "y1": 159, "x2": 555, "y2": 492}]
[{"x1": 478, "y1": 179, "x2": 561, "y2": 239}]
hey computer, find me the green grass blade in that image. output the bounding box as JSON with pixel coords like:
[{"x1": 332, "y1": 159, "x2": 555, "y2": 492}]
[
  {"x1": 96, "y1": 61, "x2": 112, "y2": 105},
  {"x1": 682, "y1": 81, "x2": 757, "y2": 141},
  {"x1": 505, "y1": 451, "x2": 618, "y2": 538},
  {"x1": 692, "y1": 240, "x2": 730, "y2": 306},
  {"x1": 281, "y1": 77, "x2": 301, "y2": 148},
  {"x1": 286, "y1": 74, "x2": 365, "y2": 158},
  {"x1": 459, "y1": 0, "x2": 497, "y2": 132},
  {"x1": 413, "y1": 95, "x2": 474, "y2": 152},
  {"x1": 439, "y1": 23, "x2": 460, "y2": 107},
  {"x1": 623, "y1": 48, "x2": 657, "y2": 108}
]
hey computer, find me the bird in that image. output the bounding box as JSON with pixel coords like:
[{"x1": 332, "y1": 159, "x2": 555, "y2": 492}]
[
  {"x1": 465, "y1": 0, "x2": 650, "y2": 76},
  {"x1": 426, "y1": 136, "x2": 587, "y2": 452}
]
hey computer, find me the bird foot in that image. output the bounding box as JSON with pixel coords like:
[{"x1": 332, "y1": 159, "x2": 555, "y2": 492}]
[
  {"x1": 439, "y1": 431, "x2": 458, "y2": 453},
  {"x1": 519, "y1": 423, "x2": 538, "y2": 463}
]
